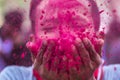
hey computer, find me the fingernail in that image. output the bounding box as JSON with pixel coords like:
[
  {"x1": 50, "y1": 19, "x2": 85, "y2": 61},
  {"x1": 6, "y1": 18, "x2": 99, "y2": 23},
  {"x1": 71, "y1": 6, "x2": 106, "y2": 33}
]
[
  {"x1": 83, "y1": 38, "x2": 89, "y2": 46},
  {"x1": 29, "y1": 34, "x2": 35, "y2": 41},
  {"x1": 43, "y1": 40, "x2": 48, "y2": 46},
  {"x1": 75, "y1": 38, "x2": 82, "y2": 44}
]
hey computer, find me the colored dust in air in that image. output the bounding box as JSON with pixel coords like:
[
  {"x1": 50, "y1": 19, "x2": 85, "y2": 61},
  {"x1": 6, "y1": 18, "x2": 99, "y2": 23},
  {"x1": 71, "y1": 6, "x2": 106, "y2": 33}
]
[{"x1": 26, "y1": 0, "x2": 104, "y2": 79}]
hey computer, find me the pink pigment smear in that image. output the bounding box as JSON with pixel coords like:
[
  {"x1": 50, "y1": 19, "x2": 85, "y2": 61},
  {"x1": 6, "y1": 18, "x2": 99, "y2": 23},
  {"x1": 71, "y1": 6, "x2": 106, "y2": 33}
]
[
  {"x1": 26, "y1": 37, "x2": 42, "y2": 56},
  {"x1": 21, "y1": 52, "x2": 25, "y2": 59},
  {"x1": 27, "y1": 0, "x2": 104, "y2": 79}
]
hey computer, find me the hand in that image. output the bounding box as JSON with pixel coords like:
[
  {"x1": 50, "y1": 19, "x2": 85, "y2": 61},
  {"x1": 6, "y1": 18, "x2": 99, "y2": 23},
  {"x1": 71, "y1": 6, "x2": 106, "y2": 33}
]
[
  {"x1": 33, "y1": 41, "x2": 47, "y2": 71},
  {"x1": 27, "y1": 34, "x2": 47, "y2": 72},
  {"x1": 70, "y1": 38, "x2": 102, "y2": 80},
  {"x1": 41, "y1": 38, "x2": 103, "y2": 80},
  {"x1": 27, "y1": 34, "x2": 103, "y2": 80},
  {"x1": 32, "y1": 39, "x2": 56, "y2": 74}
]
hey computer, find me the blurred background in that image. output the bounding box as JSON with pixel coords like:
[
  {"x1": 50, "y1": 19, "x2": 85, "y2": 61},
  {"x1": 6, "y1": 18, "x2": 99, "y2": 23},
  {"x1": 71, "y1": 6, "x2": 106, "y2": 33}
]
[
  {"x1": 0, "y1": 0, "x2": 33, "y2": 72},
  {"x1": 0, "y1": 0, "x2": 31, "y2": 30}
]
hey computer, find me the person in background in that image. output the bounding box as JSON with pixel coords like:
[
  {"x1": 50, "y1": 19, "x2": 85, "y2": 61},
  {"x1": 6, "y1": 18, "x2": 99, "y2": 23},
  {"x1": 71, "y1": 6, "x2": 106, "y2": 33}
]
[
  {"x1": 0, "y1": 9, "x2": 32, "y2": 72},
  {"x1": 97, "y1": 17, "x2": 120, "y2": 80}
]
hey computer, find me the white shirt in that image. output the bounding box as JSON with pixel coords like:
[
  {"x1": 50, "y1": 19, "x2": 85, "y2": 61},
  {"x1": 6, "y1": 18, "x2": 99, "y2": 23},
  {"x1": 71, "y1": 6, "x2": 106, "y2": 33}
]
[
  {"x1": 0, "y1": 66, "x2": 36, "y2": 80},
  {"x1": 97, "y1": 64, "x2": 120, "y2": 80}
]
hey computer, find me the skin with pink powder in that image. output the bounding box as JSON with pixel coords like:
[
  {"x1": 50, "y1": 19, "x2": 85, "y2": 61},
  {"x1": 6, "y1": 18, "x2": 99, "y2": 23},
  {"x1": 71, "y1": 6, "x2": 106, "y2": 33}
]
[{"x1": 27, "y1": 0, "x2": 103, "y2": 80}]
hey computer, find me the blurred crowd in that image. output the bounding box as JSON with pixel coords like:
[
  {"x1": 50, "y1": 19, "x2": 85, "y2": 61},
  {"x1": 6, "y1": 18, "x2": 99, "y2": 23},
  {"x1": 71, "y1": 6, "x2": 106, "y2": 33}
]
[{"x1": 0, "y1": 9, "x2": 32, "y2": 72}]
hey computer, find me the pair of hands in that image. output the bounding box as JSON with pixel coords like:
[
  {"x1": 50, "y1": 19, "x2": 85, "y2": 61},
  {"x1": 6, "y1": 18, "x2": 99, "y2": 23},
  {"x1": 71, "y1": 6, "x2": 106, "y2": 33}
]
[{"x1": 28, "y1": 35, "x2": 103, "y2": 80}]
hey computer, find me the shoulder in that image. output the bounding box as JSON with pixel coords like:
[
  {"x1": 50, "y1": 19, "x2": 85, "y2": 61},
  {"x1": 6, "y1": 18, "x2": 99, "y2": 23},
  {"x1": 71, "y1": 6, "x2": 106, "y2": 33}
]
[
  {"x1": 102, "y1": 64, "x2": 120, "y2": 80},
  {"x1": 103, "y1": 64, "x2": 120, "y2": 71},
  {"x1": 0, "y1": 66, "x2": 18, "y2": 74},
  {"x1": 0, "y1": 65, "x2": 33, "y2": 80},
  {"x1": 0, "y1": 65, "x2": 23, "y2": 73},
  {"x1": 0, "y1": 66, "x2": 19, "y2": 80}
]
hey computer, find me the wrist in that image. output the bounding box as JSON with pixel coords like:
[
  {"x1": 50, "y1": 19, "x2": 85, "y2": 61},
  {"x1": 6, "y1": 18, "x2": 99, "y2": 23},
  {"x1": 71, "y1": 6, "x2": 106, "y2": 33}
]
[
  {"x1": 33, "y1": 69, "x2": 42, "y2": 80},
  {"x1": 89, "y1": 76, "x2": 96, "y2": 80}
]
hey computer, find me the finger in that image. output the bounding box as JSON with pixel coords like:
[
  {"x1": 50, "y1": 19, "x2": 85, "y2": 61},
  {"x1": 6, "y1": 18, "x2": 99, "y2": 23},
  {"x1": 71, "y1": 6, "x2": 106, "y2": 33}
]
[
  {"x1": 43, "y1": 40, "x2": 56, "y2": 64},
  {"x1": 75, "y1": 38, "x2": 91, "y2": 66},
  {"x1": 71, "y1": 44, "x2": 79, "y2": 59},
  {"x1": 97, "y1": 31, "x2": 105, "y2": 39},
  {"x1": 26, "y1": 34, "x2": 38, "y2": 55},
  {"x1": 71, "y1": 44, "x2": 81, "y2": 70},
  {"x1": 33, "y1": 41, "x2": 47, "y2": 71},
  {"x1": 35, "y1": 41, "x2": 47, "y2": 66},
  {"x1": 83, "y1": 38, "x2": 101, "y2": 65},
  {"x1": 29, "y1": 34, "x2": 35, "y2": 42},
  {"x1": 94, "y1": 38, "x2": 104, "y2": 56},
  {"x1": 56, "y1": 46, "x2": 64, "y2": 74}
]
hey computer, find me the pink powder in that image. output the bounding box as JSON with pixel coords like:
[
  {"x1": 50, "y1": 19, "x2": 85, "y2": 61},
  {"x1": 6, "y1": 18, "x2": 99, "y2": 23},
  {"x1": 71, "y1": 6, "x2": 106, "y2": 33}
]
[
  {"x1": 26, "y1": 38, "x2": 42, "y2": 56},
  {"x1": 99, "y1": 10, "x2": 104, "y2": 14},
  {"x1": 27, "y1": 0, "x2": 104, "y2": 79},
  {"x1": 112, "y1": 9, "x2": 117, "y2": 13},
  {"x1": 21, "y1": 52, "x2": 25, "y2": 59}
]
